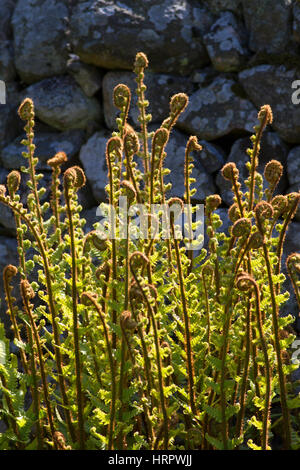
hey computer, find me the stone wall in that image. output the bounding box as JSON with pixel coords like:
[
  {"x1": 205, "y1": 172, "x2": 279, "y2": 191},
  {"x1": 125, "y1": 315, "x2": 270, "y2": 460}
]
[{"x1": 0, "y1": 0, "x2": 300, "y2": 324}]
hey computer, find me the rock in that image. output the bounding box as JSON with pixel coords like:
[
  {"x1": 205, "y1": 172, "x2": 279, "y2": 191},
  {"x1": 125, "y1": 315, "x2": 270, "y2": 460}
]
[
  {"x1": 102, "y1": 70, "x2": 193, "y2": 129},
  {"x1": 293, "y1": 3, "x2": 300, "y2": 43},
  {"x1": 203, "y1": 11, "x2": 249, "y2": 72},
  {"x1": 163, "y1": 129, "x2": 216, "y2": 200},
  {"x1": 215, "y1": 207, "x2": 230, "y2": 235},
  {"x1": 0, "y1": 203, "x2": 15, "y2": 233},
  {"x1": 191, "y1": 67, "x2": 219, "y2": 86},
  {"x1": 287, "y1": 146, "x2": 300, "y2": 187},
  {"x1": 205, "y1": 0, "x2": 242, "y2": 15},
  {"x1": 69, "y1": 0, "x2": 214, "y2": 75},
  {"x1": 79, "y1": 129, "x2": 111, "y2": 203},
  {"x1": 0, "y1": 103, "x2": 19, "y2": 151},
  {"x1": 198, "y1": 140, "x2": 226, "y2": 174},
  {"x1": 23, "y1": 76, "x2": 102, "y2": 131},
  {"x1": 177, "y1": 76, "x2": 257, "y2": 140},
  {"x1": 1, "y1": 130, "x2": 86, "y2": 170},
  {"x1": 0, "y1": 0, "x2": 16, "y2": 40},
  {"x1": 81, "y1": 206, "x2": 100, "y2": 234},
  {"x1": 203, "y1": 208, "x2": 230, "y2": 250},
  {"x1": 12, "y1": 0, "x2": 69, "y2": 83},
  {"x1": 216, "y1": 132, "x2": 289, "y2": 206},
  {"x1": 239, "y1": 65, "x2": 300, "y2": 144},
  {"x1": 242, "y1": 0, "x2": 293, "y2": 54},
  {"x1": 67, "y1": 55, "x2": 103, "y2": 97},
  {"x1": 5, "y1": 81, "x2": 21, "y2": 106},
  {"x1": 0, "y1": 40, "x2": 16, "y2": 82},
  {"x1": 78, "y1": 180, "x2": 98, "y2": 211}
]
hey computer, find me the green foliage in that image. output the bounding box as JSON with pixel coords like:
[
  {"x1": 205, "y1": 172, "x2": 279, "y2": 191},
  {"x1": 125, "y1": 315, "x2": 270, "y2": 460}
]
[{"x1": 0, "y1": 52, "x2": 299, "y2": 450}]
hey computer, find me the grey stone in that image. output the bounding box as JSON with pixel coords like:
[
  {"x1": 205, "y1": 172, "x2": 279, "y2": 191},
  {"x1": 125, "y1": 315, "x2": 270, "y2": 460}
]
[
  {"x1": 163, "y1": 129, "x2": 216, "y2": 200},
  {"x1": 69, "y1": 0, "x2": 214, "y2": 75},
  {"x1": 82, "y1": 206, "x2": 100, "y2": 234},
  {"x1": 78, "y1": 180, "x2": 98, "y2": 211},
  {"x1": 67, "y1": 55, "x2": 103, "y2": 97},
  {"x1": 191, "y1": 67, "x2": 219, "y2": 85},
  {"x1": 293, "y1": 3, "x2": 300, "y2": 43},
  {"x1": 12, "y1": 0, "x2": 69, "y2": 83},
  {"x1": 0, "y1": 0, "x2": 16, "y2": 40},
  {"x1": 79, "y1": 129, "x2": 111, "y2": 203},
  {"x1": 216, "y1": 132, "x2": 289, "y2": 206},
  {"x1": 0, "y1": 103, "x2": 20, "y2": 151},
  {"x1": 0, "y1": 40, "x2": 16, "y2": 82},
  {"x1": 287, "y1": 146, "x2": 300, "y2": 186},
  {"x1": 215, "y1": 207, "x2": 230, "y2": 235},
  {"x1": 203, "y1": 11, "x2": 249, "y2": 72},
  {"x1": 0, "y1": 203, "x2": 16, "y2": 233},
  {"x1": 102, "y1": 70, "x2": 193, "y2": 130},
  {"x1": 242, "y1": 0, "x2": 293, "y2": 54},
  {"x1": 203, "y1": 208, "x2": 230, "y2": 250},
  {"x1": 5, "y1": 81, "x2": 21, "y2": 105},
  {"x1": 239, "y1": 65, "x2": 300, "y2": 144},
  {"x1": 23, "y1": 76, "x2": 102, "y2": 131},
  {"x1": 198, "y1": 140, "x2": 226, "y2": 174},
  {"x1": 177, "y1": 76, "x2": 257, "y2": 140},
  {"x1": 1, "y1": 130, "x2": 86, "y2": 170},
  {"x1": 205, "y1": 0, "x2": 242, "y2": 15}
]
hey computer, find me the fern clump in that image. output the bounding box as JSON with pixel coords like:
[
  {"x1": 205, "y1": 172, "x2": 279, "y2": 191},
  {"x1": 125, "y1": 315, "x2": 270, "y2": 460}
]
[{"x1": 0, "y1": 53, "x2": 300, "y2": 450}]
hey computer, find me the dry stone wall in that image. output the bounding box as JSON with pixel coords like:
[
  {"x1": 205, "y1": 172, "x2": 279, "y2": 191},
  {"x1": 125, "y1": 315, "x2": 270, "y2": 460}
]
[{"x1": 1, "y1": 0, "x2": 300, "y2": 324}]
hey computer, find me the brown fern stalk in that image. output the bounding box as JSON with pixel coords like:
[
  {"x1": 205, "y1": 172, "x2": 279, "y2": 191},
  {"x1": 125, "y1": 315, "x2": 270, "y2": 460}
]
[
  {"x1": 81, "y1": 292, "x2": 116, "y2": 450},
  {"x1": 237, "y1": 274, "x2": 272, "y2": 450},
  {"x1": 130, "y1": 252, "x2": 169, "y2": 449},
  {"x1": 134, "y1": 52, "x2": 150, "y2": 184},
  {"x1": 129, "y1": 285, "x2": 154, "y2": 409},
  {"x1": 18, "y1": 99, "x2": 45, "y2": 236},
  {"x1": 20, "y1": 279, "x2": 58, "y2": 449},
  {"x1": 0, "y1": 190, "x2": 76, "y2": 442},
  {"x1": 64, "y1": 167, "x2": 86, "y2": 449},
  {"x1": 106, "y1": 137, "x2": 122, "y2": 350},
  {"x1": 255, "y1": 202, "x2": 291, "y2": 449},
  {"x1": 3, "y1": 266, "x2": 28, "y2": 375},
  {"x1": 4, "y1": 269, "x2": 43, "y2": 446},
  {"x1": 184, "y1": 136, "x2": 202, "y2": 275},
  {"x1": 117, "y1": 181, "x2": 136, "y2": 449},
  {"x1": 120, "y1": 311, "x2": 154, "y2": 446},
  {"x1": 235, "y1": 299, "x2": 252, "y2": 439},
  {"x1": 169, "y1": 199, "x2": 197, "y2": 416},
  {"x1": 47, "y1": 152, "x2": 68, "y2": 243},
  {"x1": 248, "y1": 105, "x2": 273, "y2": 212}
]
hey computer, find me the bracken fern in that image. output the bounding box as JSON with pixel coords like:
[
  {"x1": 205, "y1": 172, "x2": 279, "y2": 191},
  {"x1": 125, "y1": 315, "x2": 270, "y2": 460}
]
[{"x1": 0, "y1": 53, "x2": 299, "y2": 451}]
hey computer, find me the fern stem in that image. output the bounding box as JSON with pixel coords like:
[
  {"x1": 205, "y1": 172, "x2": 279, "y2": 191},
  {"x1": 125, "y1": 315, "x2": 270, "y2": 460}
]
[
  {"x1": 130, "y1": 254, "x2": 169, "y2": 449},
  {"x1": 0, "y1": 195, "x2": 76, "y2": 442},
  {"x1": 170, "y1": 218, "x2": 197, "y2": 416},
  {"x1": 81, "y1": 293, "x2": 116, "y2": 450},
  {"x1": 64, "y1": 182, "x2": 85, "y2": 449},
  {"x1": 20, "y1": 281, "x2": 57, "y2": 449},
  {"x1": 261, "y1": 241, "x2": 291, "y2": 449}
]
